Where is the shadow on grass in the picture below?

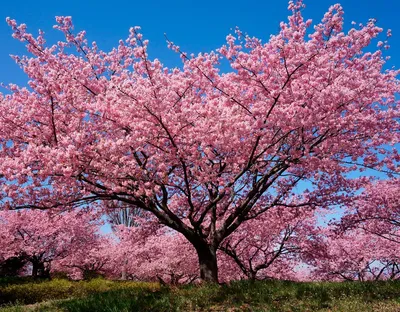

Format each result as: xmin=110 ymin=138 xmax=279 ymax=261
xmin=58 ymin=288 xmax=172 ymax=312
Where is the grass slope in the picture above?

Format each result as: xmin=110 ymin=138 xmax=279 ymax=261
xmin=0 ymin=278 xmax=399 ymax=311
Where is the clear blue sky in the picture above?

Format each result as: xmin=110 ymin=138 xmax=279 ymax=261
xmin=0 ymin=0 xmax=400 ymax=86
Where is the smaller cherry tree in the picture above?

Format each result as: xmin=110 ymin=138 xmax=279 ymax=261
xmin=104 ymin=201 xmax=146 ymax=280
xmin=219 ymin=205 xmax=316 ymax=280
xmin=340 ymin=178 xmax=400 ymax=244
xmin=114 ymin=223 xmax=199 ymax=284
xmin=52 ymin=234 xmax=114 ymax=280
xmin=309 ymin=228 xmax=400 ymax=281
xmin=0 ymin=209 xmax=101 ymax=278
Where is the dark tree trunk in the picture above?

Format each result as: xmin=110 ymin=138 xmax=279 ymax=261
xmin=32 ymin=261 xmax=39 ymax=278
xmin=249 ymin=271 xmax=257 ymax=281
xmin=195 ymin=244 xmax=218 ymax=283
xmin=31 ymin=260 xmax=49 ymax=279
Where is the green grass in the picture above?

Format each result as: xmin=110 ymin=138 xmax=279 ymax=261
xmin=1 ymin=278 xmax=399 ymax=311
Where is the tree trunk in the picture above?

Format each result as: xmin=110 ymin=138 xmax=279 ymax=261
xmin=195 ymin=244 xmax=218 ymax=283
xmin=249 ymin=271 xmax=257 ymax=281
xmin=32 ymin=261 xmax=39 ymax=278
xmin=31 ymin=260 xmax=49 ymax=278
xmin=121 ymin=258 xmax=128 ymax=280
xmin=121 ymin=268 xmax=127 ymax=281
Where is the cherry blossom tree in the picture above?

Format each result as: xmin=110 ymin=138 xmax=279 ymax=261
xmin=53 ymin=235 xmax=115 ymax=280
xmin=219 ymin=205 xmax=316 ymax=280
xmin=0 ymin=209 xmax=101 ymax=278
xmin=309 ymin=229 xmax=400 ymax=281
xmin=0 ymin=1 xmax=399 ymax=282
xmin=340 ymin=178 xmax=400 ymax=244
xmin=104 ymin=201 xmax=144 ymax=280
xmin=114 ymin=225 xmax=199 ymax=284
xmin=311 ymin=179 xmax=400 ymax=281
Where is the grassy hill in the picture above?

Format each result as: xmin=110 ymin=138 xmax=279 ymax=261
xmin=0 ymin=277 xmax=399 ymax=311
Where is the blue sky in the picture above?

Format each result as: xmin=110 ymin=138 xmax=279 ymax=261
xmin=1 ymin=0 xmax=400 ymax=85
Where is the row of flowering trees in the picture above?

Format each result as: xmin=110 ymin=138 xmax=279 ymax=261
xmin=0 ymin=0 xmax=399 ymax=283
xmin=1 ymin=178 xmax=399 ymax=282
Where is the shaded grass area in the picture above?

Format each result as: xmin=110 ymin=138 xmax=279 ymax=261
xmin=1 ymin=278 xmax=400 ymax=311
xmin=0 ymin=278 xmax=159 ymax=308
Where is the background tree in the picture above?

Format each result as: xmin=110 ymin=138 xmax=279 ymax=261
xmin=0 ymin=209 xmax=101 ymax=278
xmin=114 ymin=224 xmax=199 ymax=284
xmin=105 ymin=201 xmax=144 ymax=280
xmin=340 ymin=178 xmax=400 ymax=244
xmin=53 ymin=235 xmax=114 ymax=280
xmin=309 ymin=229 xmax=400 ymax=281
xmin=106 ymin=201 xmax=143 ymax=229
xmin=219 ymin=204 xmax=316 ymax=280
